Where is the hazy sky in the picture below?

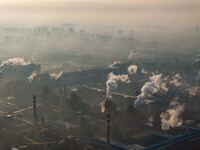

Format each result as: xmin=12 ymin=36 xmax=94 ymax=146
xmin=0 ymin=0 xmax=199 ymax=28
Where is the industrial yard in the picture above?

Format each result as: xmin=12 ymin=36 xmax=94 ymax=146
xmin=0 ymin=1 xmax=200 ymax=148
xmin=0 ymin=50 xmax=199 ymax=149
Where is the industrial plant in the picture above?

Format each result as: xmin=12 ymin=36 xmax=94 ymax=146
xmin=0 ymin=0 xmax=200 ymax=149
xmin=0 ymin=41 xmax=200 ymax=149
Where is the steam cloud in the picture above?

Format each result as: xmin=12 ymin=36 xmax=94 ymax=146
xmin=146 ymin=116 xmax=154 ymax=127
xmin=0 ymin=57 xmax=29 ymax=72
xmin=101 ymin=61 xmax=131 ymax=112
xmin=108 ymin=61 xmax=122 ymax=69
xmin=160 ymin=99 xmax=185 ymax=130
xmin=188 ymin=86 xmax=199 ymax=96
xmin=141 ymin=68 xmax=148 ymax=74
xmin=134 ymin=74 xmax=168 ymax=107
xmin=49 ymin=71 xmax=63 ymax=80
xmin=106 ymin=72 xmax=130 ymax=98
xmin=128 ymin=50 xmax=136 ymax=60
xmin=127 ymin=65 xmax=138 ymax=75
xmin=170 ymin=74 xmax=182 ymax=87
xmin=100 ymin=101 xmax=106 ymax=113
xmin=28 ymin=71 xmax=37 ymax=83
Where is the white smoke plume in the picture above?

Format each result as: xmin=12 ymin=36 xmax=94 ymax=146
xmin=28 ymin=71 xmax=37 ymax=83
xmin=127 ymin=65 xmax=138 ymax=75
xmin=106 ymin=79 xmax=118 ymax=99
xmin=106 ymin=72 xmax=130 ymax=98
xmin=0 ymin=57 xmax=29 ymax=72
xmin=128 ymin=50 xmax=136 ymax=60
xmin=100 ymin=101 xmax=106 ymax=113
xmin=170 ymin=74 xmax=182 ymax=87
xmin=146 ymin=116 xmax=154 ymax=127
xmin=108 ymin=61 xmax=122 ymax=69
xmin=49 ymin=71 xmax=63 ymax=80
xmin=188 ymin=86 xmax=199 ymax=96
xmin=160 ymin=99 xmax=185 ymax=130
xmin=108 ymin=72 xmax=131 ymax=83
xmin=134 ymin=74 xmax=168 ymax=107
xmin=141 ymin=68 xmax=148 ymax=74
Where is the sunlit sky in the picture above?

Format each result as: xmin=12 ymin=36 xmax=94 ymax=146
xmin=0 ymin=0 xmax=199 ymax=27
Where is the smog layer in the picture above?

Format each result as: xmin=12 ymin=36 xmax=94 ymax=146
xmin=0 ymin=0 xmax=200 ymax=150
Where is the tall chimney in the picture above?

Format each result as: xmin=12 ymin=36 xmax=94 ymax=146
xmin=105 ymin=98 xmax=112 ymax=150
xmin=33 ymin=95 xmax=37 ymax=125
xmin=33 ymin=94 xmax=38 ymax=139
xmin=106 ymin=113 xmax=110 ymax=150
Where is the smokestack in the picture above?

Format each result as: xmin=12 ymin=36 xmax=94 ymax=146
xmin=33 ymin=95 xmax=36 ymax=125
xmin=106 ymin=113 xmax=110 ymax=150
xmin=105 ymin=98 xmax=112 ymax=150
xmin=33 ymin=94 xmax=37 ymax=139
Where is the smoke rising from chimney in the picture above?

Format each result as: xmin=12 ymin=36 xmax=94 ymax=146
xmin=127 ymin=65 xmax=138 ymax=75
xmin=0 ymin=57 xmax=30 ymax=73
xmin=188 ymin=86 xmax=199 ymax=96
xmin=100 ymin=101 xmax=106 ymax=113
xmin=169 ymin=73 xmax=182 ymax=87
xmin=160 ymin=99 xmax=185 ymax=130
xmin=108 ymin=61 xmax=122 ymax=69
xmin=146 ymin=116 xmax=154 ymax=127
xmin=28 ymin=71 xmax=37 ymax=83
xmin=128 ymin=50 xmax=136 ymax=60
xmin=134 ymin=74 xmax=168 ymax=107
xmin=106 ymin=72 xmax=130 ymax=98
xmin=49 ymin=71 xmax=63 ymax=80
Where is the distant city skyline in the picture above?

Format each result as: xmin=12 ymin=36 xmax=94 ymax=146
xmin=0 ymin=0 xmax=199 ymax=28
